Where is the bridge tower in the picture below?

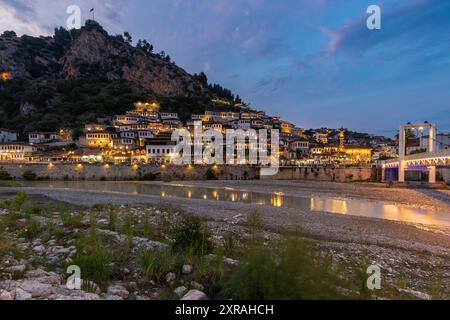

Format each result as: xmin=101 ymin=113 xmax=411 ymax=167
xmin=398 ymin=122 xmax=437 ymax=183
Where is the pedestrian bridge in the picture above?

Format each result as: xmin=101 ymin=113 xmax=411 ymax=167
xmin=383 ymin=150 xmax=450 ymax=168
xmin=382 ymin=149 xmax=450 ymax=183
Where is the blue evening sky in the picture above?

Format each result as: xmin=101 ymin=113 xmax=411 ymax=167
xmin=1 ymin=0 xmax=449 ymax=135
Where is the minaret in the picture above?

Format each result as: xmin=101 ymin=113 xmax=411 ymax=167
xmin=339 ymin=127 xmax=345 ymax=151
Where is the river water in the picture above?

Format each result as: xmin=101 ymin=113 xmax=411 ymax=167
xmin=21 ymin=181 xmax=450 ymax=227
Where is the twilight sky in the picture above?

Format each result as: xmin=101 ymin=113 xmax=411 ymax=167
xmin=1 ymin=0 xmax=449 ymax=135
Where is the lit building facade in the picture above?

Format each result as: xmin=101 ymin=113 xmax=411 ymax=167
xmin=0 ymin=143 xmax=37 ymax=162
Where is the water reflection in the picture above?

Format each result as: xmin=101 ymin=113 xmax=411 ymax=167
xmin=21 ymin=181 xmax=450 ymax=227
xmin=270 ymin=193 xmax=284 ymax=207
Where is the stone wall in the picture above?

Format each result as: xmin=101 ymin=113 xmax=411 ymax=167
xmin=260 ymin=166 xmax=375 ymax=182
xmin=0 ymin=164 xmax=259 ymax=181
xmin=0 ymin=163 xmax=377 ymax=182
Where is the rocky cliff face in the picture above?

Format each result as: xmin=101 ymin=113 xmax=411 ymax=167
xmin=0 ymin=21 xmax=204 ymax=98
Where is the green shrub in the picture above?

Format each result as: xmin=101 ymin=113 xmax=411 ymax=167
xmin=138 ymin=216 xmax=155 ymax=239
xmin=18 ymin=220 xmax=41 ymax=240
xmin=120 ymin=212 xmax=134 ymax=237
xmin=223 ymin=232 xmax=235 ymax=258
xmin=222 ymin=237 xmax=343 ymax=300
xmin=60 ymin=210 xmax=84 ymax=228
xmin=138 ymin=248 xmax=175 ymax=282
xmin=0 ymin=170 xmax=12 ymax=180
xmin=205 ymin=166 xmax=218 ymax=180
xmin=71 ymin=247 xmax=112 ymax=291
xmin=22 ymin=170 xmax=37 ymax=181
xmin=41 ymin=218 xmax=64 ymax=242
xmin=107 ymin=205 xmax=118 ymax=231
xmin=72 ymin=232 xmax=112 ymax=290
xmin=171 ymin=216 xmax=213 ymax=256
xmin=247 ymin=209 xmax=263 ymax=232
xmin=141 ymin=172 xmax=158 ymax=181
xmin=11 ymin=192 xmax=28 ymax=211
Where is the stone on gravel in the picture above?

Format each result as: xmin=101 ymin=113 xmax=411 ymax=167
xmin=174 ymin=286 xmax=188 ymax=298
xmin=223 ymin=258 xmax=239 ymax=266
xmin=190 ymin=281 xmax=205 ymax=291
xmin=5 ymin=264 xmax=26 ymax=273
xmin=19 ymin=280 xmax=53 ymax=298
xmin=107 ymin=283 xmax=129 ymax=300
xmin=182 ymin=265 xmax=193 ymax=275
xmin=14 ymin=288 xmax=32 ymax=300
xmin=0 ymin=290 xmax=13 ymax=301
xmin=181 ymin=290 xmax=208 ymax=301
xmin=32 ymin=245 xmax=45 ymax=254
xmin=165 ymin=272 xmax=176 ymax=283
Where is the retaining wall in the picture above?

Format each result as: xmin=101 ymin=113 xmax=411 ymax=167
xmin=0 ymin=163 xmax=259 ymax=181
xmin=260 ymin=166 xmax=375 ymax=182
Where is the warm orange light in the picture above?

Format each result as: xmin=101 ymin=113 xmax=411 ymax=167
xmin=0 ymin=71 xmax=10 ymax=81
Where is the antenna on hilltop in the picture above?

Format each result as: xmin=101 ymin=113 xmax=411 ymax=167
xmin=90 ymin=8 xmax=95 ymax=21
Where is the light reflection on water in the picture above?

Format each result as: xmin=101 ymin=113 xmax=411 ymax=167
xmin=21 ymin=181 xmax=450 ymax=227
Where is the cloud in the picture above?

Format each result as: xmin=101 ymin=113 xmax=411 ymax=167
xmin=323 ymin=0 xmax=450 ymax=58
xmin=0 ymin=0 xmax=49 ymax=35
xmin=0 ymin=0 xmax=125 ymax=36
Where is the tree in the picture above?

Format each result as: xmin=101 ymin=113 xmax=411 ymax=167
xmin=142 ymin=40 xmax=153 ymax=53
xmin=72 ymin=127 xmax=84 ymax=141
xmin=123 ymin=31 xmax=132 ymax=44
xmin=195 ymin=72 xmax=208 ymax=87
xmin=1 ymin=31 xmax=17 ymax=38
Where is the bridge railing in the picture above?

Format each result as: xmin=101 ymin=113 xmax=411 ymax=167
xmin=383 ymin=149 xmax=450 ymax=168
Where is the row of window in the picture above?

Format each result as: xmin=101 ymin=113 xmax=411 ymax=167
xmin=87 ymin=134 xmax=110 ymax=139
xmin=0 ymin=145 xmax=27 ymax=151
xmin=148 ymin=148 xmax=173 ymax=155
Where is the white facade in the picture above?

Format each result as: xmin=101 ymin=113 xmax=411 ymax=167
xmin=146 ymin=143 xmax=176 ymax=163
xmin=0 ymin=129 xmax=17 ymax=142
xmin=114 ymin=115 xmax=139 ymax=125
xmin=0 ymin=143 xmax=37 ymax=161
xmin=160 ymin=113 xmax=179 ymax=120
xmin=290 ymin=141 xmax=310 ymax=156
xmin=29 ymin=132 xmax=63 ymax=144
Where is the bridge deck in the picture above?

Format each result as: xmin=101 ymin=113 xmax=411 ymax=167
xmin=383 ymin=150 xmax=450 ymax=168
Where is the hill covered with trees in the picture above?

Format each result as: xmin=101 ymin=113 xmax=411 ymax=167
xmin=0 ymin=20 xmax=242 ymax=133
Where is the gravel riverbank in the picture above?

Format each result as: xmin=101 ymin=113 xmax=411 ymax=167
xmin=0 ymin=181 xmax=449 ymax=299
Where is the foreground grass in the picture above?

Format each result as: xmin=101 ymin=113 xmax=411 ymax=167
xmin=221 ymin=238 xmax=344 ymax=300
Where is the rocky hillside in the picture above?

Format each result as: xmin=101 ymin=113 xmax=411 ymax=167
xmin=0 ymin=21 xmax=240 ymax=133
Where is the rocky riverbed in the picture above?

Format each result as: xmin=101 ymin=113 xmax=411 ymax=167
xmin=0 ymin=181 xmax=449 ymax=300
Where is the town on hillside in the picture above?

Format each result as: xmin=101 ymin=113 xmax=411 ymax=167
xmin=0 ymin=101 xmax=448 ymax=169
